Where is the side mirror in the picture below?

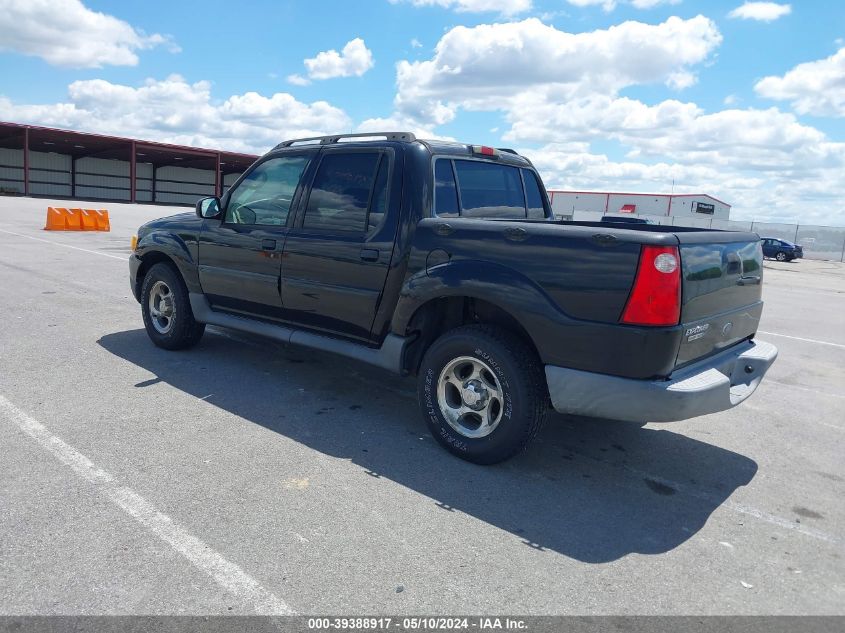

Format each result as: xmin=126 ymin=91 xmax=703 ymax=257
xmin=196 ymin=196 xmax=222 ymax=219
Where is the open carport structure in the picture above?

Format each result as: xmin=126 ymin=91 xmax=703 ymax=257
xmin=0 ymin=121 xmax=258 ymax=206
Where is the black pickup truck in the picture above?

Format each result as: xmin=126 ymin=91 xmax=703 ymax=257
xmin=130 ymin=132 xmax=777 ymax=464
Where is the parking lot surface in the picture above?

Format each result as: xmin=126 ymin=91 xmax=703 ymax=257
xmin=0 ymin=197 xmax=843 ymax=615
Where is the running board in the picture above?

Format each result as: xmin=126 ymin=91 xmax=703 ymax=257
xmin=189 ymin=293 xmax=409 ymax=374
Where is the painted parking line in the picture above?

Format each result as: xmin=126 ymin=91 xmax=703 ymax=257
xmin=0 ymin=394 xmax=294 ymax=615
xmin=758 ymin=330 xmax=845 ymax=350
xmin=0 ymin=227 xmax=128 ymax=261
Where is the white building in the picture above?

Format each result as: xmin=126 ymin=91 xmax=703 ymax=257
xmin=547 ymin=190 xmax=731 ymax=221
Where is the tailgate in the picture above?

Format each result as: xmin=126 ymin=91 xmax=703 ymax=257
xmin=676 ymin=233 xmax=763 ymax=368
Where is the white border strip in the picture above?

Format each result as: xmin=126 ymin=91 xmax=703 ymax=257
xmin=758 ymin=330 xmax=845 ymax=350
xmin=0 ymin=228 xmax=128 ymax=261
xmin=0 ymin=394 xmax=294 ymax=615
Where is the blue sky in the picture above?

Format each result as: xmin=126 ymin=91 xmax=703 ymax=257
xmin=1 ymin=0 xmax=844 ymax=224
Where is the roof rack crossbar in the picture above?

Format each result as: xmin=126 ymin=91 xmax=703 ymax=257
xmin=276 ymin=132 xmax=416 ymax=149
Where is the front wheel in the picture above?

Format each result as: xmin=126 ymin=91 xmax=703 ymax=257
xmin=417 ymin=325 xmax=546 ymax=464
xmin=140 ymin=262 xmax=205 ymax=350
xmin=775 ymin=251 xmax=788 ymax=261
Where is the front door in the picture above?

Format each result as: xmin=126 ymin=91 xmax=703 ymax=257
xmin=281 ymin=148 xmax=397 ymax=342
xmin=198 ymin=151 xmax=315 ymax=318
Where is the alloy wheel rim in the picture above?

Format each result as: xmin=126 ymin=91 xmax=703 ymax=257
xmin=436 ymin=355 xmax=504 ymax=439
xmin=148 ymin=280 xmax=175 ymax=334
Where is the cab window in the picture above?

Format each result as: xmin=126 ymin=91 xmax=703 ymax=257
xmin=433 ymin=158 xmax=547 ymax=219
xmin=455 ymin=160 xmax=525 ymax=219
xmin=303 ymin=152 xmax=382 ymax=233
xmin=226 ymin=155 xmax=311 ymax=225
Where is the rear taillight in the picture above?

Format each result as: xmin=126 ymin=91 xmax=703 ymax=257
xmin=620 ymin=245 xmax=681 ymax=327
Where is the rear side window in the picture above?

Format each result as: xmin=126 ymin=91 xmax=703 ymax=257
xmin=522 ymin=169 xmax=547 ymax=219
xmin=433 ymin=159 xmax=548 ymax=219
xmin=304 ymin=152 xmax=381 ymax=233
xmin=454 ymin=160 xmax=525 ymax=219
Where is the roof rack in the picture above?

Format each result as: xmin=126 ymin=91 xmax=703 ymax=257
xmin=275 ymin=132 xmax=416 ymax=149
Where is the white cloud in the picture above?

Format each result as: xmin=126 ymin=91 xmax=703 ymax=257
xmin=375 ymin=14 xmax=845 ymax=224
xmin=286 ymin=74 xmax=311 ymax=86
xmin=301 ymin=38 xmax=374 ymax=80
xmin=390 ymin=0 xmax=532 ymax=15
xmin=566 ymin=0 xmax=618 ymax=10
xmin=527 ymin=140 xmax=845 ymax=225
xmin=630 ymin=0 xmax=681 ymax=7
xmin=393 ymin=16 xmax=721 ymax=125
xmin=755 ymin=47 xmax=845 ymax=117
xmin=356 ymin=115 xmax=455 ymax=141
xmin=411 ymin=38 xmax=423 ymax=48
xmin=503 ymin=92 xmax=841 ymax=174
xmin=728 ymin=2 xmax=791 ymax=22
xmin=565 ymin=0 xmax=681 ymax=11
xmin=0 ymin=0 xmax=176 ymax=68
xmin=666 ymin=71 xmax=697 ymax=90
xmin=0 ymin=75 xmax=351 ymax=154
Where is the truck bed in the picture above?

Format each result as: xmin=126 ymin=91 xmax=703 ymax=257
xmin=411 ymin=217 xmax=763 ymax=379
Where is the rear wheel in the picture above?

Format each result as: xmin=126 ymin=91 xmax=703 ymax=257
xmin=418 ymin=325 xmax=546 ymax=464
xmin=141 ymin=263 xmax=205 ymax=350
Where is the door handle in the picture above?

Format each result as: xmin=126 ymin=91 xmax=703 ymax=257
xmin=434 ymin=223 xmax=453 ymax=236
xmin=360 ymin=248 xmax=380 ymax=262
xmin=260 ymin=238 xmax=276 ymax=251
xmin=504 ymin=227 xmax=528 ymax=242
xmin=591 ymin=233 xmax=618 ymax=246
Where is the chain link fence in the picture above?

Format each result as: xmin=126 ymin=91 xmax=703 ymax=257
xmin=637 ymin=215 xmax=845 ymax=262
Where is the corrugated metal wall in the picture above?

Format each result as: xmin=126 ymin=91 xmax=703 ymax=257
xmin=222 ymin=172 xmax=240 ymax=195
xmin=155 ymin=165 xmax=216 ymax=205
xmin=30 ymin=151 xmax=72 ymax=197
xmin=75 ymin=156 xmax=131 ymax=201
xmin=0 ymin=143 xmax=246 ymax=204
xmin=0 ymin=147 xmax=24 ymax=193
xmin=136 ymin=163 xmax=154 ymax=202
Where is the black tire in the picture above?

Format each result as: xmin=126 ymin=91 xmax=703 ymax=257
xmin=775 ymin=251 xmax=788 ymax=261
xmin=140 ymin=262 xmax=205 ymax=350
xmin=417 ymin=325 xmax=546 ymax=465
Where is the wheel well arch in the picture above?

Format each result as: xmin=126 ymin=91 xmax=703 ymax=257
xmin=135 ymin=251 xmax=181 ymax=298
xmin=401 ymin=296 xmax=541 ymax=376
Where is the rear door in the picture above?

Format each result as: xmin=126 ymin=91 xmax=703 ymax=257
xmin=761 ymin=238 xmax=772 ymax=257
xmin=280 ymin=147 xmax=399 ymax=342
xmin=198 ymin=151 xmax=315 ymax=318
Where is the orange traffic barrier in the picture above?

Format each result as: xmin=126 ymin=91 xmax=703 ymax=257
xmin=94 ymin=210 xmax=110 ymax=231
xmin=44 ymin=207 xmax=64 ymax=230
xmin=44 ymin=207 xmax=110 ymax=231
xmin=79 ymin=209 xmax=97 ymax=230
xmin=67 ymin=208 xmax=84 ymax=230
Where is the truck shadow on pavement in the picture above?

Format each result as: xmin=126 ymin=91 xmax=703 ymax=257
xmin=98 ymin=327 xmax=758 ymax=564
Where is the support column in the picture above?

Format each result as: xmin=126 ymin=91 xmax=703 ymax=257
xmin=215 ymin=152 xmax=222 ymax=198
xmin=23 ymin=128 xmax=30 ymax=196
xmin=71 ymin=157 xmax=76 ymax=198
xmin=130 ymin=141 xmax=136 ymax=203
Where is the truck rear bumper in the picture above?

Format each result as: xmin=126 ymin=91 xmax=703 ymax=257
xmin=545 ymin=339 xmax=778 ymax=423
